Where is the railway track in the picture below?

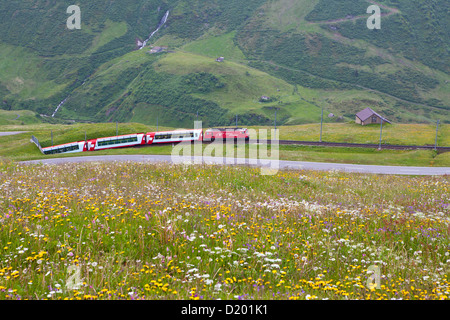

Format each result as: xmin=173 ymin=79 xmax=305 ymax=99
xmin=133 ymin=139 xmax=449 ymax=152
xmin=271 ymin=140 xmax=450 ymax=152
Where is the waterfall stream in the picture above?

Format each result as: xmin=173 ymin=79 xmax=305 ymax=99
xmin=139 ymin=10 xmax=169 ymax=50
xmin=51 ymin=10 xmax=169 ymax=118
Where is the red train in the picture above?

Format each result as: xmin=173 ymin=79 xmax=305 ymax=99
xmin=38 ymin=128 xmax=249 ymax=155
xmin=204 ymin=128 xmax=249 ymax=142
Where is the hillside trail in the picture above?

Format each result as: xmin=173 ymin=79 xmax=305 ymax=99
xmin=307 ymin=0 xmax=399 ymax=25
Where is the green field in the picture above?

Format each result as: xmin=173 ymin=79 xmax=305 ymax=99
xmin=250 ymin=123 xmax=450 ymax=147
xmin=182 ymin=31 xmax=247 ymax=63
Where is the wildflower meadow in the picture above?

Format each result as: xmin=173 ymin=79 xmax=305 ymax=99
xmin=0 ymin=161 xmax=449 ymax=300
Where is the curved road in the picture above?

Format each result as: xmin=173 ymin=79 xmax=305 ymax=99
xmin=0 ymin=131 xmax=28 ymax=136
xmin=19 ymin=155 xmax=450 ymax=176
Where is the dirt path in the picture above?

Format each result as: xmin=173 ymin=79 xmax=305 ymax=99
xmin=308 ymin=1 xmax=399 ymax=25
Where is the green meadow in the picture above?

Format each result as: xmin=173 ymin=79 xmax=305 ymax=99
xmin=0 ymin=161 xmax=449 ymax=300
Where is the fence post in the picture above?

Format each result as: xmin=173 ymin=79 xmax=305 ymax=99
xmin=379 ymin=119 xmax=383 ymax=150
xmin=320 ymin=108 xmax=323 ymax=142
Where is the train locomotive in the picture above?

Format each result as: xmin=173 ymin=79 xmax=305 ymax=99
xmin=38 ymin=128 xmax=249 ymax=155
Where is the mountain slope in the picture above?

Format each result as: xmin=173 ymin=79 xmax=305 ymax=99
xmin=0 ymin=0 xmax=448 ymax=126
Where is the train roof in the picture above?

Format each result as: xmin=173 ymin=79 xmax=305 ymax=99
xmin=153 ymin=129 xmax=203 ymax=134
xmin=206 ymin=127 xmax=247 ymax=131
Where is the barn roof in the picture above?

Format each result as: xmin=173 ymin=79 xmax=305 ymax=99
xmin=356 ymin=107 xmax=391 ymax=123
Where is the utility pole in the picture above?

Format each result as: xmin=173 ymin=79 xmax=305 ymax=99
xmin=197 ymin=110 xmax=199 ymax=121
xmin=116 ymin=122 xmax=118 ymax=136
xmin=379 ymin=118 xmax=383 ymax=150
xmin=236 ymin=114 xmax=238 ymax=128
xmin=157 ymin=115 xmax=159 ymax=132
xmin=435 ymin=119 xmax=440 ymax=151
xmin=320 ymin=108 xmax=323 ymax=142
xmin=51 ymin=130 xmax=53 ymax=146
xmin=274 ymin=109 xmax=277 ymax=131
xmin=85 ymin=131 xmax=87 ymax=143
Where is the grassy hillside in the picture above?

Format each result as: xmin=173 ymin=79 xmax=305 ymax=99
xmin=0 ymin=0 xmax=448 ymax=126
xmin=0 ymin=110 xmax=41 ymax=126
